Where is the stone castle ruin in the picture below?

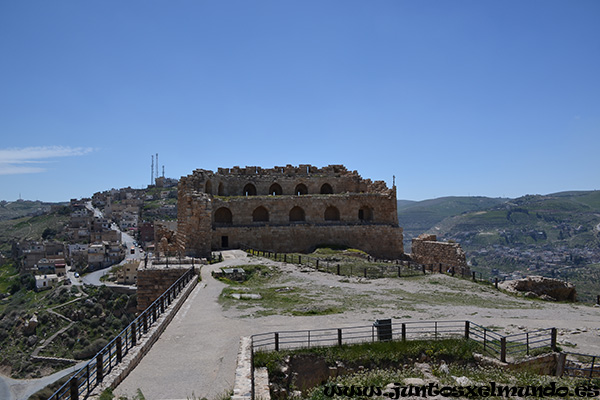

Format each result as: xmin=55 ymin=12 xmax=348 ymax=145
xmin=175 ymin=164 xmax=405 ymax=259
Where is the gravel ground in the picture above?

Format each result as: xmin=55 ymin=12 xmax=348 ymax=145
xmin=113 ymin=250 xmax=600 ymax=400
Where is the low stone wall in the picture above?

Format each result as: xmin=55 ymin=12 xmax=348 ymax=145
xmin=411 ymin=234 xmax=469 ymax=275
xmin=232 ymin=336 xmax=253 ymax=400
xmin=137 ymin=266 xmax=192 ymax=312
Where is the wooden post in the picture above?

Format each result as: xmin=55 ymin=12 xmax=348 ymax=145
xmin=316 ymin=260 xmax=319 ymax=269
xmin=439 ymin=263 xmax=443 ymax=273
xmin=495 ymin=278 xmax=499 ymax=289
xmin=338 ymin=329 xmax=342 ymax=347
xmin=116 ymin=336 xmax=123 ymax=363
xmin=500 ymin=337 xmax=507 ymax=363
xmin=464 ymin=321 xmax=470 ymax=340
xmin=364 ymin=268 xmax=367 ymax=278
xmin=422 ymin=265 xmax=426 ymax=275
xmin=401 ymin=323 xmax=406 ymax=341
xmin=298 ymin=255 xmax=301 ymax=264
xmin=274 ymin=333 xmax=279 ymax=352
xmin=70 ymin=376 xmax=79 ymax=400
xmin=472 ymin=271 xmax=476 ymax=281
xmin=397 ymin=266 xmax=401 ymax=277
xmin=284 ymin=254 xmax=287 ymax=263
xmin=337 ymin=265 xmax=340 ymax=275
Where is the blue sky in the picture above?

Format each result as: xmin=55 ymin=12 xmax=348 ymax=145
xmin=1 ymin=1 xmax=598 ymax=202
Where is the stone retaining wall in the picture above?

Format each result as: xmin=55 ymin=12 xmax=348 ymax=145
xmin=136 ymin=266 xmax=192 ymax=312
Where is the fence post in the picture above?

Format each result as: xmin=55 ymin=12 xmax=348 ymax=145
xmin=364 ymin=268 xmax=367 ymax=278
xmin=116 ymin=336 xmax=123 ymax=363
xmin=500 ymin=337 xmax=507 ymax=363
xmin=338 ymin=329 xmax=342 ymax=347
xmin=551 ymin=328 xmax=557 ymax=352
xmin=70 ymin=376 xmax=78 ymax=400
xmin=526 ymin=332 xmax=530 ymax=355
xmin=495 ymin=278 xmax=499 ymax=289
xmin=397 ymin=266 xmax=401 ymax=277
xmin=97 ymin=353 xmax=104 ymax=383
xmin=590 ymin=356 xmax=596 ymax=379
xmin=299 ymin=255 xmax=301 ymax=264
xmin=143 ymin=313 xmax=148 ymax=333
xmin=86 ymin=364 xmax=90 ymax=395
xmin=160 ymin=297 xmax=164 ymax=313
xmin=465 ymin=321 xmax=470 ymax=340
xmin=152 ymin=303 xmax=157 ymax=323
xmin=472 ymin=271 xmax=476 ymax=281
xmin=131 ymin=322 xmax=137 ymax=346
xmin=275 ymin=333 xmax=279 ymax=352
xmin=422 ymin=265 xmax=426 ymax=275
xmin=337 ymin=265 xmax=340 ymax=275
xmin=439 ymin=263 xmax=443 ymax=273
xmin=597 ymin=295 xmax=600 ymax=305
xmin=284 ymin=254 xmax=287 ymax=263
xmin=401 ymin=323 xmax=406 ymax=341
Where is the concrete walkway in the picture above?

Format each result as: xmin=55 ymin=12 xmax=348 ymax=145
xmin=113 ymin=251 xmax=252 ymax=400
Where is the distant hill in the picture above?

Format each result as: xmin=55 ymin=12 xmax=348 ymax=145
xmin=401 ymin=191 xmax=600 ymax=302
xmin=0 ymin=200 xmax=63 ymax=222
xmin=397 ymin=196 xmax=509 ymax=243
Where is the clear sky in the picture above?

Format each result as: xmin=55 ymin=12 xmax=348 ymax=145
xmin=1 ymin=1 xmax=598 ymax=202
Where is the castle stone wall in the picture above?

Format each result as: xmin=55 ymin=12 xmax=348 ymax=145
xmin=212 ymin=224 xmax=404 ymax=260
xmin=411 ymin=234 xmax=469 ymax=274
xmin=176 ymin=165 xmax=404 ymax=259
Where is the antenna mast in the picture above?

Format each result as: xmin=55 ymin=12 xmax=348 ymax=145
xmin=151 ymin=155 xmax=154 ymax=184
xmin=155 ymin=153 xmax=159 ymax=180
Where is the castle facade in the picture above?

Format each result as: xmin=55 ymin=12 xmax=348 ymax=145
xmin=176 ymin=165 xmax=404 ymax=259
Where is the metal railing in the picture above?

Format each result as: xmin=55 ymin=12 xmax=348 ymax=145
xmin=250 ymin=320 xmax=563 ymax=399
xmin=251 ymin=319 xmax=558 ymax=365
xmin=48 ymin=267 xmax=196 ymax=400
xmin=563 ymin=352 xmax=600 ymax=379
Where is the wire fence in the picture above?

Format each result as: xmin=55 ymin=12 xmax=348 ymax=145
xmin=48 ymin=267 xmax=196 ymax=400
xmin=242 ymin=247 xmax=484 ymax=281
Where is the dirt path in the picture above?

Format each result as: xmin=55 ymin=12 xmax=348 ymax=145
xmin=114 ymin=250 xmax=600 ymax=400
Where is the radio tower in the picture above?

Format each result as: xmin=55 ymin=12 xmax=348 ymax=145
xmin=162 ymin=165 xmax=165 ymax=178
xmin=155 ymin=153 xmax=159 ymax=181
xmin=151 ymin=155 xmax=154 ymax=185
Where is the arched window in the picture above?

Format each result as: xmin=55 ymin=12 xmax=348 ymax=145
xmin=243 ymin=183 xmax=257 ymax=196
xmin=295 ymin=183 xmax=308 ymax=195
xmin=214 ymin=207 xmax=233 ymax=224
xmin=205 ymin=180 xmax=212 ymax=194
xmin=289 ymin=206 xmax=305 ymax=222
xmin=320 ymin=183 xmax=333 ymax=194
xmin=269 ymin=183 xmax=283 ymax=196
xmin=358 ymin=206 xmax=373 ymax=222
xmin=324 ymin=206 xmax=340 ymax=221
xmin=218 ymin=182 xmax=225 ymax=196
xmin=252 ymin=206 xmax=269 ymax=222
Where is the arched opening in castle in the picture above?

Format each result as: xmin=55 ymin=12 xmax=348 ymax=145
xmin=176 ymin=164 xmax=404 ymax=259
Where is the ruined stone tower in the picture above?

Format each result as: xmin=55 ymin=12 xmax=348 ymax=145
xmin=176 ymin=164 xmax=404 ymax=259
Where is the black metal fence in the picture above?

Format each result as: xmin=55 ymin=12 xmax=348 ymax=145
xmin=251 ymin=320 xmax=557 ymax=363
xmin=48 ymin=267 xmax=196 ymax=400
xmin=563 ymin=352 xmax=600 ymax=379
